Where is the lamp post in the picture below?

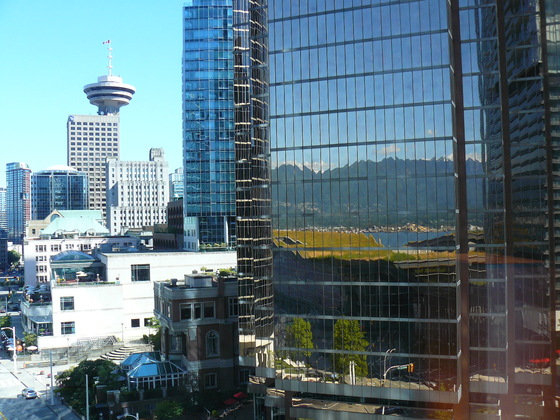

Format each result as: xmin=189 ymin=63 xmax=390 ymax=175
xmin=382 ymin=348 xmax=396 ymax=387
xmin=1 ymin=326 xmax=17 ymax=376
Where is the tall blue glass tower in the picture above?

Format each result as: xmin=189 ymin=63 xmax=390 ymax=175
xmin=182 ymin=0 xmax=235 ymax=251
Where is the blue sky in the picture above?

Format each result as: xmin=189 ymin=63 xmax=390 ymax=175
xmin=0 ymin=0 xmax=185 ymax=186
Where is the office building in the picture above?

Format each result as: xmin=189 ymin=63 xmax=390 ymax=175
xmin=6 ymin=162 xmax=31 ymax=243
xmin=169 ymin=167 xmax=184 ymax=201
xmin=68 ymin=68 xmax=135 ymax=214
xmin=106 ymin=148 xmax=169 ymax=235
xmin=182 ymin=0 xmax=236 ymax=251
xmin=232 ymin=0 xmax=274 ymax=409
xmin=31 ymin=165 xmax=88 ymax=220
xmin=0 ymin=187 xmax=7 ymax=232
xmin=239 ymin=1 xmax=560 ymax=419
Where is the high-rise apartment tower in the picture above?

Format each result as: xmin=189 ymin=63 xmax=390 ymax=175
xmin=5 ymin=162 xmax=31 ymax=243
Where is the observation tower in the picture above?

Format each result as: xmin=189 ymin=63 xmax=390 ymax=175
xmin=83 ymin=41 xmax=135 ymax=115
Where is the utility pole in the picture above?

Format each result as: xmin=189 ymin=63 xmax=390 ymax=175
xmin=85 ymin=373 xmax=90 ymax=420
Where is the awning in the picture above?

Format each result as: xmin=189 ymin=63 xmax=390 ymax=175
xmin=27 ymin=315 xmax=52 ymax=324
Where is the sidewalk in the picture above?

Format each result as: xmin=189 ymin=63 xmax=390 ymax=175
xmin=0 ymin=355 xmax=82 ymax=420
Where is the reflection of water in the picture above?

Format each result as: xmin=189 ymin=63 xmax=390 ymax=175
xmin=367 ymin=231 xmax=452 ymax=249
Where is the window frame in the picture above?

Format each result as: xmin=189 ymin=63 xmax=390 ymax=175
xmin=60 ymin=296 xmax=75 ymax=311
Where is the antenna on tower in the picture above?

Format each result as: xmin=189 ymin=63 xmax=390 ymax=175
xmin=102 ymin=40 xmax=112 ymax=76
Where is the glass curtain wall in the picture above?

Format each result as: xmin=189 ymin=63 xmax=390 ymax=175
xmin=268 ymin=0 xmax=558 ymax=418
xmin=233 ymin=0 xmax=274 ymax=392
xmin=183 ymin=0 xmax=236 ymax=251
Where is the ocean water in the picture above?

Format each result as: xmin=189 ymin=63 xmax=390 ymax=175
xmin=366 ymin=231 xmax=452 ymax=249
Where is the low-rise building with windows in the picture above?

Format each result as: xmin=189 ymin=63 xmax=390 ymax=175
xmin=153 ymin=273 xmax=244 ymax=397
xmin=20 ymin=250 xmax=237 ymax=352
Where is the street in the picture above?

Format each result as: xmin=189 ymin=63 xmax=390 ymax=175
xmin=0 ymin=311 xmax=80 ymax=420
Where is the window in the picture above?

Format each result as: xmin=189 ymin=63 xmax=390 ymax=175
xmin=194 ymin=303 xmax=202 ymax=319
xmin=131 ymin=264 xmax=150 ymax=282
xmin=131 ymin=319 xmax=140 ymax=328
xmin=60 ymin=297 xmax=74 ymax=311
xmin=204 ymin=302 xmax=215 ymax=319
xmin=204 ymin=373 xmax=217 ymax=389
xmin=180 ymin=303 xmax=192 ymax=320
xmin=206 ymin=330 xmax=219 ymax=357
xmin=61 ymin=322 xmax=75 ymax=335
xmin=239 ymin=369 xmax=250 ymax=384
xmin=144 ymin=318 xmax=153 ymax=327
xmin=228 ymin=297 xmax=239 ymax=317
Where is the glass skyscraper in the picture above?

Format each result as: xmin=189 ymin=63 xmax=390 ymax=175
xmin=31 ymin=165 xmax=88 ymax=220
xmin=252 ymin=1 xmax=560 ymax=419
xmin=182 ymin=0 xmax=236 ymax=251
xmin=6 ymin=162 xmax=31 ymax=243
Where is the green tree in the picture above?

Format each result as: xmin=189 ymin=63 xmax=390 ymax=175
xmin=286 ymin=317 xmax=314 ymax=362
xmin=332 ymin=319 xmax=369 ymax=376
xmin=0 ymin=315 xmax=11 ymax=328
xmin=7 ymin=250 xmax=21 ymax=268
xmin=142 ymin=317 xmax=161 ymax=351
xmin=23 ymin=332 xmax=37 ymax=347
xmin=154 ymin=400 xmax=184 ymax=419
xmin=56 ymin=359 xmax=119 ymax=416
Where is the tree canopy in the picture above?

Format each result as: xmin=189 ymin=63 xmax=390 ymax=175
xmin=286 ymin=317 xmax=314 ymax=361
xmin=56 ymin=359 xmax=120 ymax=416
xmin=332 ymin=319 xmax=369 ymax=376
xmin=154 ymin=400 xmax=184 ymax=419
xmin=7 ymin=250 xmax=21 ymax=267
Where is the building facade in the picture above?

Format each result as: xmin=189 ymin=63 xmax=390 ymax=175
xmin=183 ymin=0 xmax=236 ymax=251
xmin=31 ymin=165 xmax=88 ymax=220
xmin=6 ymin=162 xmax=31 ymax=243
xmin=169 ymin=167 xmax=184 ymax=201
xmin=0 ymin=187 xmax=7 ymax=232
xmin=232 ymin=0 xmax=274 ymax=410
xmin=154 ymin=274 xmax=243 ymax=397
xmin=259 ymin=1 xmax=560 ymax=419
xmin=106 ymin=148 xmax=169 ymax=235
xmin=68 ymin=73 xmax=135 ymax=214
xmin=22 ymin=249 xmax=237 ymax=350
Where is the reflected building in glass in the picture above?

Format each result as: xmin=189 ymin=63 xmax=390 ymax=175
xmin=182 ymin=0 xmax=236 ymax=251
xmin=260 ymin=1 xmax=559 ymax=419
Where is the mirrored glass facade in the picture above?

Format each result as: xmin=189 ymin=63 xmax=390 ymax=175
xmin=6 ymin=162 xmax=31 ymax=243
xmin=183 ymin=0 xmax=236 ymax=250
xmin=233 ymin=0 xmax=274 ymax=390
xmin=263 ymin=1 xmax=559 ymax=418
xmin=31 ymin=167 xmax=88 ymax=220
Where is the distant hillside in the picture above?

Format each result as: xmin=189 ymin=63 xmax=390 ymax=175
xmin=271 ymin=157 xmax=484 ymax=228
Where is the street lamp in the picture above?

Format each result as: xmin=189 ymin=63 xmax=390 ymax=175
xmin=1 ymin=326 xmax=17 ymax=376
xmin=117 ymin=413 xmax=139 ymax=420
xmin=382 ymin=348 xmax=396 ymax=387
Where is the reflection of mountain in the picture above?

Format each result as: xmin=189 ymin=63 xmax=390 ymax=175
xmin=272 ymin=158 xmax=484 ymax=228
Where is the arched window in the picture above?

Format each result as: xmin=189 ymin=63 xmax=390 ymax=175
xmin=206 ymin=330 xmax=219 ymax=357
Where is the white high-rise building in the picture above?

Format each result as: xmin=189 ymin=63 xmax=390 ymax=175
xmin=106 ymin=148 xmax=169 ymax=235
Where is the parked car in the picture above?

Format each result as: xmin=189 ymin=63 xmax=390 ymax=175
xmin=21 ymin=388 xmax=38 ymax=399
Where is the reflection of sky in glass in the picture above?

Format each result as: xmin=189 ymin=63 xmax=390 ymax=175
xmin=269 ymin=0 xmax=465 ymax=170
